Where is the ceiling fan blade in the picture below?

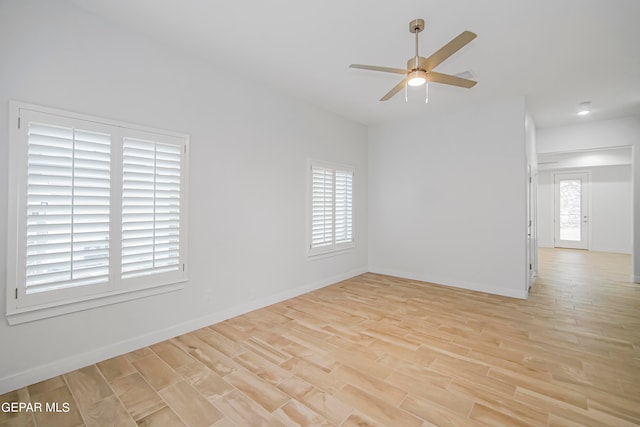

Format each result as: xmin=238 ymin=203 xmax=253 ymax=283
xmin=380 ymin=78 xmax=408 ymax=101
xmin=350 ymin=64 xmax=407 ymax=75
xmin=427 ymin=71 xmax=477 ymax=88
xmin=423 ymin=31 xmax=477 ymax=71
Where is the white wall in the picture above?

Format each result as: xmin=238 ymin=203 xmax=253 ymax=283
xmin=368 ymin=97 xmax=528 ymax=299
xmin=538 ymin=166 xmax=633 ymax=253
xmin=0 ymin=0 xmax=368 ymax=392
xmin=591 ymin=166 xmax=633 ymax=253
xmin=537 ymin=117 xmax=640 ymax=280
xmin=537 ymin=171 xmax=554 ymax=247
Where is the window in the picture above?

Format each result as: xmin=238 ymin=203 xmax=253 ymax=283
xmin=6 ymin=102 xmax=189 ymax=324
xmin=309 ymin=161 xmax=354 ymax=256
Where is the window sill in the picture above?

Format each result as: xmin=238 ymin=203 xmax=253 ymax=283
xmin=6 ymin=282 xmax=185 ymax=325
xmin=307 ymin=244 xmax=355 ymax=260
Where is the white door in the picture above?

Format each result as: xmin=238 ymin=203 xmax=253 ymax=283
xmin=554 ymin=172 xmax=589 ymax=250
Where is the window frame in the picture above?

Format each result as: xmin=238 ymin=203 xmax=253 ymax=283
xmin=6 ymin=101 xmax=189 ymax=324
xmin=308 ymin=159 xmax=355 ymax=258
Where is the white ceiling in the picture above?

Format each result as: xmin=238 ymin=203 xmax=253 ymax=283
xmin=65 ymin=0 xmax=640 ymax=128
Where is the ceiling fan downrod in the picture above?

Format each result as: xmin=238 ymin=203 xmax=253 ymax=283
xmin=410 ymin=19 xmax=424 ymax=59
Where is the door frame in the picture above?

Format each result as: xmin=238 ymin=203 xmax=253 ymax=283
xmin=554 ymin=170 xmax=590 ymax=250
xmin=527 ymin=165 xmax=538 ymax=289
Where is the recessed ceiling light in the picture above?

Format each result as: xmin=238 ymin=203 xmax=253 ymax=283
xmin=577 ymin=101 xmax=591 ymax=116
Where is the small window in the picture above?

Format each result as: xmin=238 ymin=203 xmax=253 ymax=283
xmin=6 ymin=102 xmax=189 ymax=324
xmin=309 ymin=161 xmax=354 ymax=256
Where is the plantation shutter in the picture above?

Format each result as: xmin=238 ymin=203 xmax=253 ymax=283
xmin=335 ymin=169 xmax=353 ymax=243
xmin=122 ymin=138 xmax=182 ymax=278
xmin=9 ymin=102 xmax=189 ymax=321
xmin=311 ymin=166 xmax=334 ymax=248
xmin=25 ymin=123 xmax=111 ymax=293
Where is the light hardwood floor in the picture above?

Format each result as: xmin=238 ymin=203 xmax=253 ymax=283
xmin=1 ymin=248 xmax=638 ymax=426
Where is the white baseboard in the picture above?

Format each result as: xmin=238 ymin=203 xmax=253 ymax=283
xmin=589 ymin=246 xmax=632 ymax=255
xmin=368 ymin=267 xmax=529 ymax=300
xmin=0 ymin=267 xmax=366 ymax=394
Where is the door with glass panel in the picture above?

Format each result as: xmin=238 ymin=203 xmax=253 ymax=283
xmin=554 ymin=172 xmax=589 ymax=249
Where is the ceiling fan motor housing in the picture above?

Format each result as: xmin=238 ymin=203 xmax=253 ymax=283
xmin=407 ymin=56 xmax=429 ymax=72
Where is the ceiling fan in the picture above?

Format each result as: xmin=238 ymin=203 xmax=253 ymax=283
xmin=350 ymin=19 xmax=477 ymax=101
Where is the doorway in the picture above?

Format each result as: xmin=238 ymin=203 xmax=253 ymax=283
xmin=537 ymin=145 xmax=635 ymax=285
xmin=554 ymin=172 xmax=589 ymax=250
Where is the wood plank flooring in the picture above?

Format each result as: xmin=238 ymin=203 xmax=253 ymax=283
xmin=1 ymin=248 xmax=638 ymax=426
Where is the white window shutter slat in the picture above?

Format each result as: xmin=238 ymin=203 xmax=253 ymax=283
xmin=335 ymin=169 xmax=353 ymax=244
xmin=122 ymin=138 xmax=182 ymax=279
xmin=25 ymin=123 xmax=110 ymax=293
xmin=311 ymin=166 xmax=334 ymax=248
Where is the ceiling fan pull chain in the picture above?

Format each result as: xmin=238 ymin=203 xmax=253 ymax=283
xmin=405 ymin=82 xmax=408 ymax=103
xmin=425 ymin=83 xmax=429 ymax=104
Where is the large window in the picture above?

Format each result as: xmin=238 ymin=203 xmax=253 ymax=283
xmin=6 ymin=102 xmax=189 ymax=324
xmin=309 ymin=161 xmax=354 ymax=256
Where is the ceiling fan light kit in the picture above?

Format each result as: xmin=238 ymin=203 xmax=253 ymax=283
xmin=405 ymin=77 xmax=429 ymax=104
xmin=407 ymin=70 xmax=428 ymax=86
xmin=350 ymin=18 xmax=477 ymax=102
